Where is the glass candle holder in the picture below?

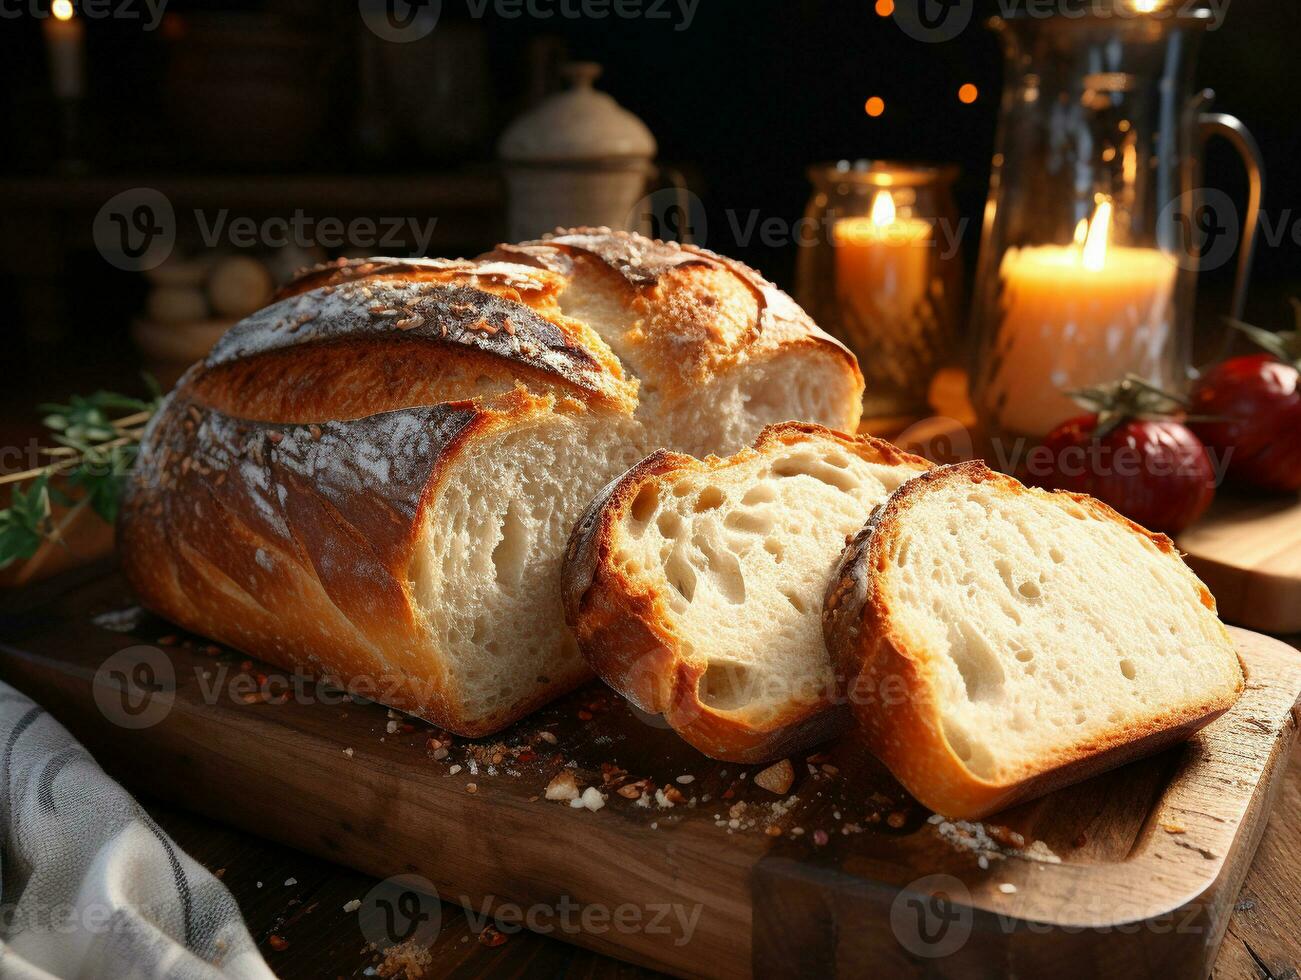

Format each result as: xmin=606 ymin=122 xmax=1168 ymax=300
xmin=969 ymin=5 xmax=1262 ymax=443
xmin=796 ymin=160 xmax=962 ymax=418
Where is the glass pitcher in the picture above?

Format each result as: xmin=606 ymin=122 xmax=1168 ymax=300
xmin=969 ymin=3 xmax=1263 ymax=442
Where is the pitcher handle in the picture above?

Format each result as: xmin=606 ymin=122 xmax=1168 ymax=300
xmin=1198 ymin=110 xmax=1265 ymax=324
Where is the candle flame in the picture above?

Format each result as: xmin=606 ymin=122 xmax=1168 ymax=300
xmin=1082 ymin=200 xmax=1113 ymax=271
xmin=870 ymin=191 xmax=897 ymax=227
xmin=52 ymin=0 xmax=74 ymax=20
xmin=1073 ymin=219 xmax=1089 ymax=247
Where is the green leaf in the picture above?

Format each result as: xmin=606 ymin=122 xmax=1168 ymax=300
xmin=1225 ymin=312 xmax=1301 ymax=367
xmin=1 ymin=386 xmax=158 ymax=569
xmin=0 ymin=475 xmax=53 ymax=570
xmin=0 ymin=523 xmax=44 ymax=570
xmin=83 ymin=474 xmax=124 ymax=524
xmin=90 ymin=391 xmax=154 ymax=413
xmin=1064 ymin=374 xmax=1188 ymax=431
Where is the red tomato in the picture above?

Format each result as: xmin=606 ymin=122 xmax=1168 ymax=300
xmin=1190 ymin=353 xmax=1301 ymax=493
xmin=1033 ymin=415 xmax=1216 ymax=535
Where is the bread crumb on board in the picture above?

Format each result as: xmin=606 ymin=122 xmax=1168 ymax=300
xmin=754 ymin=759 xmax=795 ymax=795
xmin=570 ymin=787 xmax=607 ymax=811
xmin=373 ymin=938 xmax=433 ymax=979
xmin=927 ymin=814 xmax=1062 ymax=865
xmin=545 ymin=771 xmax=580 ymax=801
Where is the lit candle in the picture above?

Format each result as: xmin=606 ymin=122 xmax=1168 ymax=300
xmin=832 ymin=191 xmax=934 ymax=398
xmin=986 ymin=199 xmax=1179 ymax=437
xmin=43 ymin=0 xmax=85 ymax=101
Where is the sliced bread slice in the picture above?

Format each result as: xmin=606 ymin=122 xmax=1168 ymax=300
xmin=562 ymin=422 xmax=932 ymax=762
xmin=823 ymin=461 xmax=1245 ymax=819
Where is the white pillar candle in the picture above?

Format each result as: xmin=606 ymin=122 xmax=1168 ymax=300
xmin=832 ymin=191 xmax=937 ymax=411
xmin=986 ymin=201 xmax=1179 ymax=437
xmin=43 ymin=0 xmax=85 ymax=101
xmin=833 ymin=191 xmax=932 ymax=328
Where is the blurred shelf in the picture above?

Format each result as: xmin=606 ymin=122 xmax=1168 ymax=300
xmin=0 ymin=170 xmax=502 ymax=212
xmin=0 ymin=169 xmax=505 ymax=349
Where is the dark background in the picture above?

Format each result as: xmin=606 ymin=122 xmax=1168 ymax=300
xmin=1 ymin=0 xmax=1297 ymax=409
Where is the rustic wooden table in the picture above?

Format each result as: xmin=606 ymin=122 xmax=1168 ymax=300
xmin=138 ymin=647 xmax=1299 ymax=980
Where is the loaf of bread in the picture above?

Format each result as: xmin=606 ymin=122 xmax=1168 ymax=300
xmin=823 ymin=461 xmax=1245 ymax=819
xmin=117 ymin=229 xmax=864 ymax=736
xmin=562 ymin=423 xmax=931 ymax=761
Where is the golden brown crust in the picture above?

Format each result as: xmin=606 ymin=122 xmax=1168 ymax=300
xmin=823 ymin=461 xmax=1246 ymax=819
xmin=562 ymin=422 xmax=931 ymax=763
xmin=482 ymin=228 xmax=865 ymax=414
xmin=562 ymin=449 xmax=689 ymax=714
xmin=119 ymin=386 xmax=564 ymax=736
xmin=273 ymin=255 xmax=562 ymax=301
xmin=119 ymin=229 xmax=866 ymax=738
xmin=204 ymin=275 xmax=634 ymax=417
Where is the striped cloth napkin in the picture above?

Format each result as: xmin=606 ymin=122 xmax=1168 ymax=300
xmin=0 ymin=681 xmax=273 ymax=980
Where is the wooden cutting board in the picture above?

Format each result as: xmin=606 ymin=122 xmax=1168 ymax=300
xmin=1177 ymin=493 xmax=1301 ymax=634
xmin=1 ymin=566 xmax=1299 ymax=979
